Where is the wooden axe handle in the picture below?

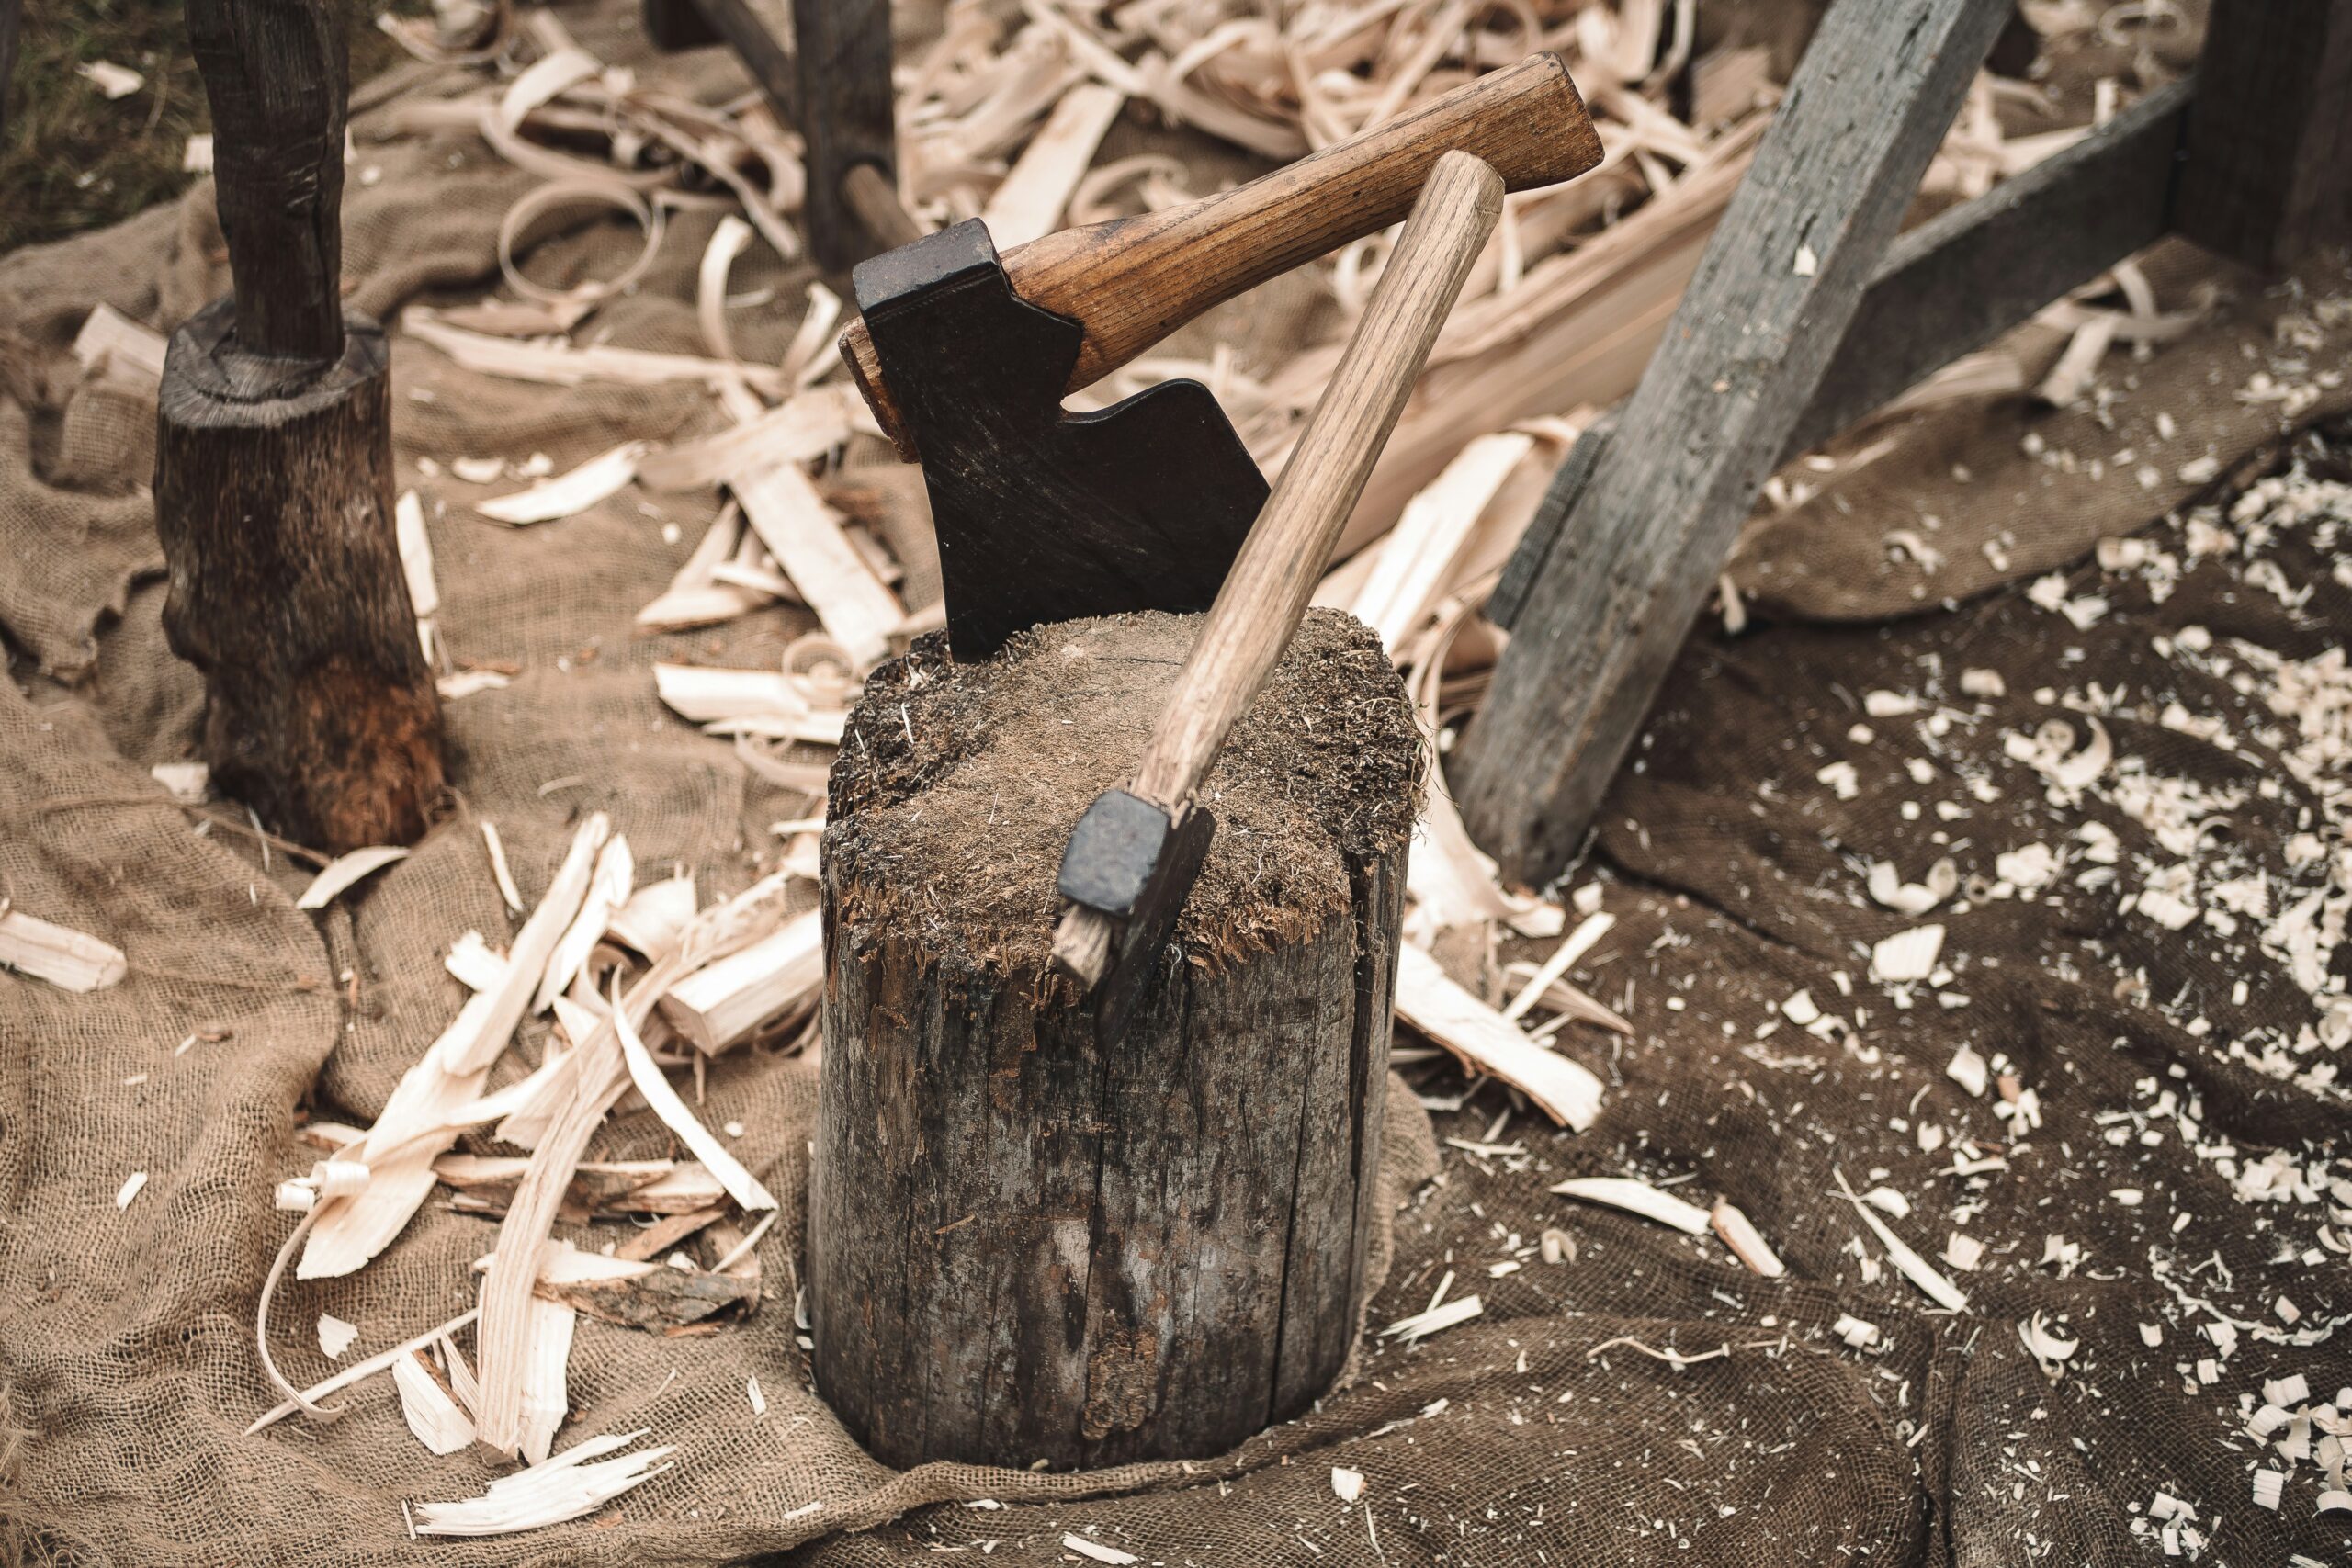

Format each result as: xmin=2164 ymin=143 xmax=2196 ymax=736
xmin=1054 ymin=151 xmax=1504 ymax=985
xmin=843 ymin=55 xmax=1597 ymax=456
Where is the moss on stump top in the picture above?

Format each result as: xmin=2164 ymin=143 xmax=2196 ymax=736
xmin=825 ymin=607 xmax=1423 ymax=976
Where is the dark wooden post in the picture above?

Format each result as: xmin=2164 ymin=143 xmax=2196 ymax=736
xmin=810 ymin=609 xmax=1416 ymax=1469
xmin=642 ymin=0 xmax=914 ymax=265
xmin=0 ymin=0 xmax=21 ymax=144
xmin=2173 ymin=0 xmax=2352 ymax=272
xmin=1454 ymin=0 xmax=2011 ymax=886
xmin=153 ymin=0 xmax=444 ymax=852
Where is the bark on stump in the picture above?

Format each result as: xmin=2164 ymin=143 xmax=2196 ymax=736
xmin=812 ymin=608 xmax=1421 ymax=1469
xmin=153 ymin=301 xmax=444 ymax=852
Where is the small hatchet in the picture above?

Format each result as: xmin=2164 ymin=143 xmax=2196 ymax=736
xmin=1050 ymin=151 xmax=1507 ymax=1043
xmin=841 ymin=56 xmax=1600 ymax=661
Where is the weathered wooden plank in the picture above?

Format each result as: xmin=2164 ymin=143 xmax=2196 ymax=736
xmin=1457 ymin=0 xmax=2012 ymax=884
xmin=1489 ymin=79 xmax=2191 ymax=632
xmin=2174 ymin=0 xmax=2352 ymax=271
xmin=793 ymin=0 xmax=899 ymax=270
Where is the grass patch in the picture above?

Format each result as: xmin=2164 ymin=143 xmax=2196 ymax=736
xmin=1 ymin=0 xmax=411 ymax=253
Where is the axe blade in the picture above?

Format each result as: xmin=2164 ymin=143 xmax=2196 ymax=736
xmin=853 ymin=220 xmax=1268 ymax=661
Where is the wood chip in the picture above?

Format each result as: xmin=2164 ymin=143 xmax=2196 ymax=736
xmin=1394 ymin=944 xmax=1601 ymax=1130
xmin=1550 ymin=1176 xmax=1711 ymax=1235
xmin=612 ymin=998 xmax=776 ymax=1211
xmin=475 ymin=441 xmax=647 ymax=525
xmin=295 ymin=846 xmax=411 ymax=909
xmin=1710 ymin=1200 xmax=1785 ymax=1277
xmin=317 ymin=1314 xmax=359 ymax=1359
xmin=979 ymin=82 xmax=1125 ymax=246
xmin=1833 ymin=1168 xmax=1968 ymax=1312
xmin=78 ymin=60 xmax=145 ymax=98
xmin=113 ymin=1170 xmax=147 ymax=1210
xmin=72 ymin=303 xmax=167 ymax=389
xmin=392 ymin=1350 xmax=478 ymax=1455
xmin=0 ymin=908 xmax=128 ymax=991
xmin=1060 ymin=1535 xmax=1139 ymax=1566
xmin=411 ymin=1428 xmax=673 ymax=1537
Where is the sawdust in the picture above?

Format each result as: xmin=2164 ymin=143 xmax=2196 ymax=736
xmin=826 ymin=607 xmax=1423 ymax=979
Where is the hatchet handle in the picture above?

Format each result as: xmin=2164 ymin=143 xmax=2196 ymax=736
xmin=1054 ymin=150 xmax=1504 ymax=986
xmin=843 ymin=54 xmax=1598 ymax=457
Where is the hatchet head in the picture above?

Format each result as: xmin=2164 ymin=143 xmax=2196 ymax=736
xmin=852 ymin=220 xmax=1269 ymax=661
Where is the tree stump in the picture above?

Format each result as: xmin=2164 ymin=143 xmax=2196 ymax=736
xmin=153 ymin=0 xmax=444 ymax=852
xmin=154 ymin=305 xmax=443 ymax=852
xmin=812 ymin=607 xmax=1421 ymax=1469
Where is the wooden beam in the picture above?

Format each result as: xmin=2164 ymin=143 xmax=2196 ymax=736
xmin=1489 ymin=78 xmax=2192 ymax=629
xmin=2174 ymin=0 xmax=2352 ymax=272
xmin=793 ymin=0 xmax=900 ymax=270
xmin=1457 ymin=0 xmax=2013 ymax=886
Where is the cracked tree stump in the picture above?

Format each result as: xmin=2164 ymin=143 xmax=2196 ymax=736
xmin=153 ymin=0 xmax=443 ymax=852
xmin=811 ymin=609 xmax=1419 ymax=1468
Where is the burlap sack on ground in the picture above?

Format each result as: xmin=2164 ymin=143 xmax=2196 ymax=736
xmin=2 ymin=17 xmax=2348 ymax=1564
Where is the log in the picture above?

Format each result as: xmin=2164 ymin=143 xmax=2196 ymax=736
xmin=812 ymin=607 xmax=1419 ymax=1468
xmin=155 ymin=0 xmax=443 ymax=852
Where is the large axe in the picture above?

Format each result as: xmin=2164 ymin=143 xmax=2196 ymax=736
xmin=838 ymin=54 xmax=1601 ymax=662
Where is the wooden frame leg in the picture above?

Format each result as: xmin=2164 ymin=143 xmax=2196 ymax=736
xmin=1454 ymin=0 xmax=2012 ymax=886
xmin=0 ymin=0 xmax=22 ymax=144
xmin=2174 ymin=0 xmax=2352 ymax=272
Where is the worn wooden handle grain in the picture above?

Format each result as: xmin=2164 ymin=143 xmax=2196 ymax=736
xmin=1054 ymin=152 xmax=1505 ymax=985
xmin=844 ymin=55 xmax=1598 ymax=454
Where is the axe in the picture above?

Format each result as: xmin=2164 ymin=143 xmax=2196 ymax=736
xmin=841 ymin=55 xmax=1601 ymax=661
xmin=1050 ymin=150 xmax=1507 ymax=1043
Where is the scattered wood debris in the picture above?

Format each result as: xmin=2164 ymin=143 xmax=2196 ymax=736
xmin=409 ymin=1429 xmax=673 ymax=1538
xmin=0 ymin=908 xmax=128 ymax=992
xmin=295 ymin=846 xmax=411 ymax=910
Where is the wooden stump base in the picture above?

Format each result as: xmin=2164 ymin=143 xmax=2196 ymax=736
xmin=812 ymin=608 xmax=1421 ymax=1469
xmin=154 ymin=298 xmax=444 ymax=852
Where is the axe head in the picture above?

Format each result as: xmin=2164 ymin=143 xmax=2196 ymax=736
xmin=853 ymin=220 xmax=1269 ymax=661
xmin=1057 ymin=788 xmax=1216 ymax=1047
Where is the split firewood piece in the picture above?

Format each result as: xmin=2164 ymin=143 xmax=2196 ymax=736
xmin=728 ymin=457 xmax=903 ymax=671
xmin=516 ymin=1291 xmax=575 ymax=1464
xmin=1393 ymin=943 xmax=1601 ymax=1130
xmin=0 ymin=908 xmax=128 ymax=992
xmin=655 ymin=908 xmax=821 ymax=1055
xmin=534 ymin=833 xmax=633 ymax=1012
xmin=612 ymin=998 xmax=775 ymax=1212
xmin=978 ymin=81 xmax=1125 ymax=246
xmin=297 ymin=815 xmax=610 ymax=1279
xmin=393 ymin=1349 xmax=478 ymax=1455
xmin=411 ymin=1428 xmax=674 ymax=1537
xmin=294 ymin=844 xmax=410 ymax=909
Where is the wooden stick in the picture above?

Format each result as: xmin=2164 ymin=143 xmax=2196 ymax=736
xmin=842 ymin=56 xmax=1599 ymax=455
xmin=1053 ymin=151 xmax=1503 ymax=984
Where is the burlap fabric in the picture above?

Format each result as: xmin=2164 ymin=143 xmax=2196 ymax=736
xmin=3 ymin=17 xmax=2349 ymax=1564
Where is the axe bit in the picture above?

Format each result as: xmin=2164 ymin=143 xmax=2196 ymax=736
xmin=1050 ymin=151 xmax=1509 ymax=1045
xmin=841 ymin=54 xmax=1601 ymax=661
